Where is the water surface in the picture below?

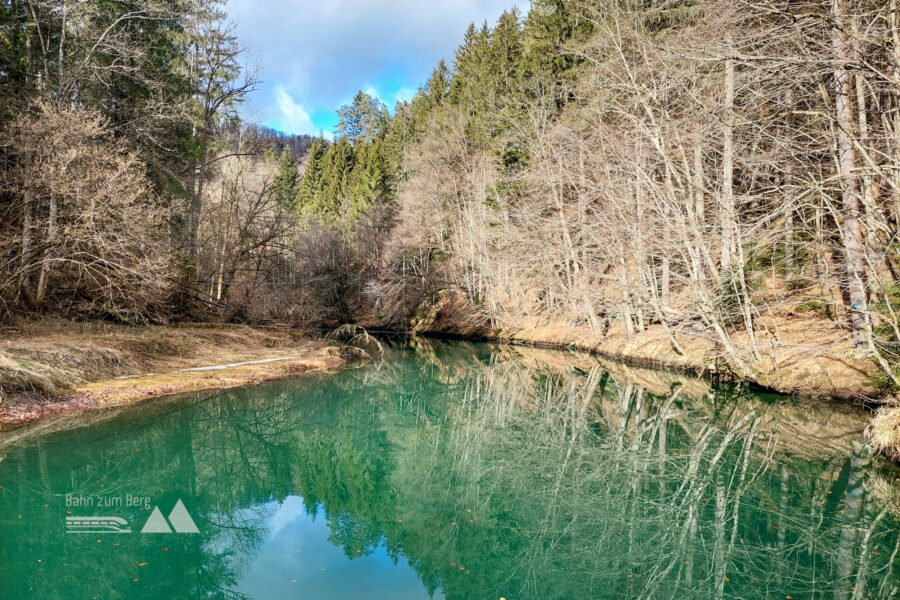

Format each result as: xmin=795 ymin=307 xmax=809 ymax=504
xmin=1 ymin=338 xmax=899 ymax=599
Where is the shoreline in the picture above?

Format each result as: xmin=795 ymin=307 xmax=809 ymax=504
xmin=481 ymin=333 xmax=878 ymax=402
xmin=400 ymin=305 xmax=900 ymax=459
xmin=4 ymin=320 xmax=897 ymax=460
xmin=402 ymin=323 xmax=880 ymax=401
xmin=0 ymin=324 xmax=352 ymax=430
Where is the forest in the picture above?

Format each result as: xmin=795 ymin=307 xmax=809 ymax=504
xmin=4 ymin=0 xmax=900 ymax=399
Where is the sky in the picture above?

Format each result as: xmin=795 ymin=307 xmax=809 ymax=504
xmin=225 ymin=0 xmax=518 ymax=138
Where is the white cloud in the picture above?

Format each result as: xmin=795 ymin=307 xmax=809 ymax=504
xmin=275 ymin=86 xmax=314 ymax=135
xmin=392 ymin=87 xmax=418 ymax=104
xmin=360 ymin=84 xmax=414 ymax=109
xmin=227 ymin=0 xmax=516 ymax=131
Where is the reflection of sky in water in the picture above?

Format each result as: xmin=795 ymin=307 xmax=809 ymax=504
xmin=235 ymin=496 xmax=440 ymax=600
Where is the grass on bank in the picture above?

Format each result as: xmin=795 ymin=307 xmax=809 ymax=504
xmin=0 ymin=322 xmax=319 ymax=399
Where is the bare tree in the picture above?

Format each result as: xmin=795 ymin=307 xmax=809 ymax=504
xmin=1 ymin=100 xmax=171 ymax=319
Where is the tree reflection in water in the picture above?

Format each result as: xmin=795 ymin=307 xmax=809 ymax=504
xmin=0 ymin=337 xmax=898 ymax=600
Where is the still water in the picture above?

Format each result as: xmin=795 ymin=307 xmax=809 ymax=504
xmin=1 ymin=337 xmax=900 ymax=599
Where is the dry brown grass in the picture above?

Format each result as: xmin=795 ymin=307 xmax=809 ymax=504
xmin=0 ymin=322 xmax=349 ymax=427
xmin=0 ymin=341 xmax=134 ymax=395
xmin=411 ymin=292 xmax=875 ymax=400
xmin=0 ymin=322 xmax=321 ymax=396
xmin=867 ymin=406 xmax=900 ymax=461
xmin=505 ymin=318 xmax=874 ymax=399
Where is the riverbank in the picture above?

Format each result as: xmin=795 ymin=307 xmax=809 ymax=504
xmin=405 ymin=291 xmax=900 ymax=460
xmin=5 ymin=316 xmax=898 ymax=460
xmin=409 ymin=292 xmax=879 ymax=400
xmin=0 ymin=323 xmax=351 ymax=428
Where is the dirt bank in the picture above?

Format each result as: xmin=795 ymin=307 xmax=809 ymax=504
xmin=406 ymin=291 xmax=900 ymax=460
xmin=409 ymin=292 xmax=879 ymax=401
xmin=0 ymin=323 xmax=352 ymax=428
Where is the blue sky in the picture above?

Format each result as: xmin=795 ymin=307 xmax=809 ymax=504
xmin=225 ymin=0 xmax=518 ymax=137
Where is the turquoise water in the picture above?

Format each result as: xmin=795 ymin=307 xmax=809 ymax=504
xmin=1 ymin=337 xmax=899 ymax=599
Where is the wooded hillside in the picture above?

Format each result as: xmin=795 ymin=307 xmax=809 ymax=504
xmin=4 ymin=0 xmax=900 ymax=390
xmin=362 ymin=0 xmax=900 ymax=389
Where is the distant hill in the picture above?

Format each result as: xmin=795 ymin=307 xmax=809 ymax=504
xmin=253 ymin=125 xmax=323 ymax=159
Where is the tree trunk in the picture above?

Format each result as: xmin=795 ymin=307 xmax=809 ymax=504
xmin=890 ymin=1 xmax=900 ymax=236
xmin=189 ymin=155 xmax=206 ymax=262
xmin=660 ymin=256 xmax=671 ymax=310
xmin=20 ymin=152 xmax=34 ymax=302
xmin=720 ymin=57 xmax=736 ymax=273
xmin=620 ymin=254 xmax=635 ymax=338
xmin=693 ymin=145 xmax=705 ymax=225
xmin=832 ymin=0 xmax=870 ymax=351
xmin=783 ymin=88 xmax=795 ymax=270
xmin=855 ymin=71 xmax=885 ymax=302
xmin=57 ymin=1 xmax=66 ymax=96
xmin=35 ymin=193 xmax=58 ymax=307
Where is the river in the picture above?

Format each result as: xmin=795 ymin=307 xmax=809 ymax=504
xmin=1 ymin=337 xmax=898 ymax=599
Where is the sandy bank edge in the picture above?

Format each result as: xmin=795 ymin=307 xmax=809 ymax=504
xmin=0 ymin=325 xmax=354 ymax=429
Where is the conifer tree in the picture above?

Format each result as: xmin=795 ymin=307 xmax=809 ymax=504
xmin=312 ymin=136 xmax=355 ymax=219
xmin=272 ymin=147 xmax=299 ymax=209
xmin=346 ymin=137 xmax=389 ymax=219
xmin=450 ymin=24 xmax=483 ymax=104
xmin=450 ymin=25 xmax=490 ymax=110
xmin=490 ymin=10 xmax=524 ymax=93
xmin=384 ymin=103 xmax=412 ymax=177
xmin=425 ymin=60 xmax=452 ymax=108
xmin=522 ymin=0 xmax=592 ymax=79
xmin=336 ymin=91 xmax=389 ymax=144
xmin=296 ymin=138 xmax=327 ymax=211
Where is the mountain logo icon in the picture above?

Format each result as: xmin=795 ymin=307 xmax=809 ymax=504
xmin=141 ymin=499 xmax=200 ymax=534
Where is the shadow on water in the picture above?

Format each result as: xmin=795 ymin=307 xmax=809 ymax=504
xmin=0 ymin=336 xmax=899 ymax=599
